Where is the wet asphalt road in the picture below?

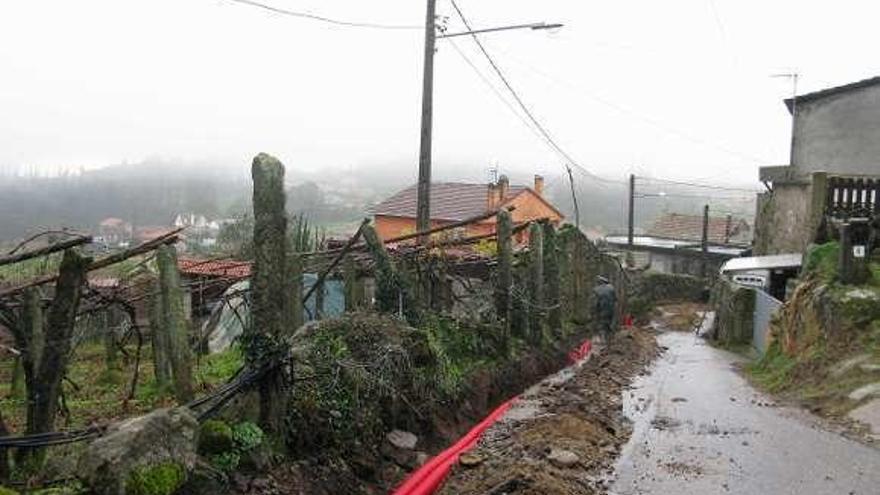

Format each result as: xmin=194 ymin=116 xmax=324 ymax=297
xmin=610 ymin=331 xmax=880 ymax=495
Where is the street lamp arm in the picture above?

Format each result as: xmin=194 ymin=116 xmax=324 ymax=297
xmin=438 ymin=22 xmax=563 ymax=39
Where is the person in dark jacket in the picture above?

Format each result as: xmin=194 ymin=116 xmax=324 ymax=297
xmin=593 ymin=275 xmax=617 ymax=343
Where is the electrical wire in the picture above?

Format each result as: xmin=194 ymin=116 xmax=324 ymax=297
xmin=448 ymin=0 xmax=624 ymax=187
xmin=224 ymin=0 xmax=421 ymax=30
xmin=446 ymin=39 xmax=547 ymax=146
xmin=485 ymin=42 xmax=770 ymax=166
xmin=636 ymin=175 xmax=759 ymax=193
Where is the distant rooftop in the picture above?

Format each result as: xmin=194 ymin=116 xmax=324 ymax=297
xmin=370 ymin=182 xmax=526 ymax=222
xmin=647 ymin=212 xmax=751 ymax=245
xmin=605 ymin=235 xmax=747 ymax=256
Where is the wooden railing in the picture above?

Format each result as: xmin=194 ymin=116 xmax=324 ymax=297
xmin=825 ymin=176 xmax=880 ymax=219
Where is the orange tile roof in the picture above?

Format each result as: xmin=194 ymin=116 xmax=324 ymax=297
xmin=371 ymin=182 xmax=527 ymax=222
xmin=647 ymin=213 xmax=750 ymax=245
xmin=178 ymin=257 xmax=251 ymax=279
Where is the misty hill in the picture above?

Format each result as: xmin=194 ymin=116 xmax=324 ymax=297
xmin=0 ymin=158 xmax=755 ymax=243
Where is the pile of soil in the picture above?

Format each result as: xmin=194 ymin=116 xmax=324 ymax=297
xmin=438 ymin=327 xmax=659 ymax=495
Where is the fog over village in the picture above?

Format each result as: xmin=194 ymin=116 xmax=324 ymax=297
xmin=1 ymin=1 xmax=880 ymax=494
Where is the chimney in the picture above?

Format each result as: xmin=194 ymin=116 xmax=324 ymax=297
xmin=534 ymin=174 xmax=544 ymax=196
xmin=487 ymin=182 xmax=497 ymax=210
xmin=497 ymin=175 xmax=510 ymax=203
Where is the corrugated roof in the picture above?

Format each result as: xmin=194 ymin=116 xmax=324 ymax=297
xmin=721 ymin=254 xmax=802 ymax=273
xmin=371 ymin=182 xmax=526 ymax=222
xmin=647 ymin=213 xmax=750 ymax=245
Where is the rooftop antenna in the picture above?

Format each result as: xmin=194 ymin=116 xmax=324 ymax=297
xmin=487 ymin=164 xmax=499 ymax=184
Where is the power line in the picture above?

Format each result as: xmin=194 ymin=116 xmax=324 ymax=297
xmin=224 ymin=0 xmax=421 ymax=30
xmin=446 ymin=39 xmax=546 ymax=145
xmin=486 ymin=43 xmax=770 ymax=165
xmin=636 ymin=175 xmax=759 ymax=193
xmin=448 ymin=0 xmax=622 ymax=187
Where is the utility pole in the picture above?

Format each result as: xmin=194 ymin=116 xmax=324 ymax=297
xmin=701 ymin=204 xmax=710 ymax=279
xmin=414 ymin=5 xmax=561 ymax=244
xmin=627 ymin=174 xmax=635 ymax=246
xmin=567 ymin=166 xmax=580 ymax=230
xmin=415 ymin=0 xmax=437 ymax=243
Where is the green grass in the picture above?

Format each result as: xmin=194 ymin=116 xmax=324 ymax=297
xmin=804 ymin=241 xmax=840 ymax=282
xmin=747 ymin=342 xmax=799 ymax=392
xmin=0 ymin=342 xmax=243 ymax=434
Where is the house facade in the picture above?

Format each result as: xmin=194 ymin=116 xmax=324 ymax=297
xmin=371 ymin=175 xmax=564 ymax=242
xmin=755 ymin=76 xmax=880 ymax=255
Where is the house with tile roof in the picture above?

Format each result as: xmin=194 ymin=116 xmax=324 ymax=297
xmin=370 ymin=175 xmax=564 ymax=242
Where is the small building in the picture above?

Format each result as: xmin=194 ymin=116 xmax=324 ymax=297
xmin=756 ymin=76 xmax=880 ymax=255
xmin=605 ymin=212 xmax=751 ymax=276
xmin=720 ymin=253 xmax=802 ymax=301
xmin=97 ymin=217 xmax=132 ymax=248
xmin=173 ymin=213 xmax=222 ymax=247
xmin=371 ymin=175 xmax=564 ymax=242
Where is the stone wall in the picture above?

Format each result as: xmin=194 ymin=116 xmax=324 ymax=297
xmin=627 ymin=271 xmax=707 ymax=320
xmin=753 ymin=182 xmax=815 ymax=255
xmin=710 ymin=279 xmax=756 ymax=346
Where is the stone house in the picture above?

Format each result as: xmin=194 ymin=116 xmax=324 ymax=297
xmin=755 ymin=76 xmax=880 ymax=255
xmin=371 ymin=175 xmax=564 ymax=242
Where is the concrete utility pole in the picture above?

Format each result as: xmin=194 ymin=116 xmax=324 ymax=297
xmin=415 ymin=0 xmax=437 ymax=242
xmin=414 ymin=2 xmax=562 ymax=244
xmin=628 ymin=174 xmax=635 ymax=246
xmin=701 ymin=204 xmax=710 ymax=278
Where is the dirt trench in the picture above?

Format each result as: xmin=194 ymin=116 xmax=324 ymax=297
xmin=206 ymin=329 xmax=603 ymax=495
xmin=439 ymin=327 xmax=659 ymax=495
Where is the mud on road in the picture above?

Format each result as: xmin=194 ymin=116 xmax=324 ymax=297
xmin=439 ymin=327 xmax=659 ymax=495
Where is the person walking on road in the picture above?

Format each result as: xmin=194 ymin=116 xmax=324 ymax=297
xmin=593 ymin=275 xmax=617 ymax=344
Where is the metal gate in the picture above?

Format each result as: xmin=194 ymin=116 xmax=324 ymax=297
xmin=753 ymin=289 xmax=782 ymax=353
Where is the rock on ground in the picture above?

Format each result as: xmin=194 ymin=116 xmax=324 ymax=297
xmin=78 ymin=407 xmax=199 ymax=495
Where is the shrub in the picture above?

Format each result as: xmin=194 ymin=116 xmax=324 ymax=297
xmin=198 ymin=420 xmax=234 ymax=456
xmin=126 ymin=462 xmax=185 ymax=495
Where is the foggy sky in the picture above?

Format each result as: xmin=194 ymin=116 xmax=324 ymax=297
xmin=2 ymin=0 xmax=879 ymax=185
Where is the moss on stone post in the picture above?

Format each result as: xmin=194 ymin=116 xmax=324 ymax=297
xmin=528 ymin=223 xmax=545 ymax=344
xmin=103 ymin=310 xmax=121 ymax=379
xmin=148 ymin=282 xmax=171 ymax=388
xmin=21 ymin=249 xmax=90 ymax=467
xmin=557 ymin=228 xmax=573 ymax=322
xmin=362 ymin=224 xmax=418 ymax=322
xmin=289 ymin=254 xmax=304 ymax=328
xmin=250 ymin=152 xmax=292 ymax=434
xmin=571 ymin=231 xmax=589 ymax=325
xmin=314 ymin=279 xmax=325 ymax=320
xmin=543 ymin=222 xmax=562 ymax=336
xmin=344 ymin=255 xmax=357 ymax=312
xmin=511 ymin=257 xmax=528 ymax=338
xmin=495 ymin=210 xmax=513 ymax=335
xmin=9 ymin=357 xmax=24 ymax=400
xmin=156 ymin=245 xmax=193 ymax=403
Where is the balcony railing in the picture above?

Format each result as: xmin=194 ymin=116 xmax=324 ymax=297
xmin=825 ymin=176 xmax=880 ymax=219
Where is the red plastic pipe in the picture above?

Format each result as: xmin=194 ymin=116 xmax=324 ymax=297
xmin=392 ymin=338 xmax=593 ymax=495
